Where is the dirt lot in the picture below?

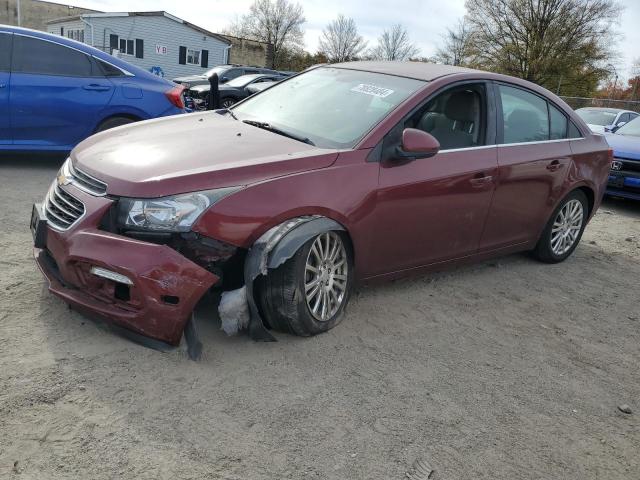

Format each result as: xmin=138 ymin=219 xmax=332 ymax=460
xmin=0 ymin=156 xmax=639 ymax=480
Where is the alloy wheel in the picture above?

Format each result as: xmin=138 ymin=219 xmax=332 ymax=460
xmin=550 ymin=199 xmax=584 ymax=256
xmin=304 ymin=232 xmax=348 ymax=321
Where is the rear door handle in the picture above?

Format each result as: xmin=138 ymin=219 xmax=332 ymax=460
xmin=546 ymin=160 xmax=563 ymax=172
xmin=469 ymin=173 xmax=493 ymax=187
xmin=83 ymin=84 xmax=111 ymax=91
xmin=0 ymin=83 xmax=6 ymax=88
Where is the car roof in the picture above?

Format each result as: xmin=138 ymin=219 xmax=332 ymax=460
xmin=0 ymin=24 xmax=168 ymax=83
xmin=330 ymin=60 xmax=479 ymax=81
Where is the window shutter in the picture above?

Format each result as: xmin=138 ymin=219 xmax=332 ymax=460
xmin=135 ymin=39 xmax=144 ymax=59
xmin=109 ymin=34 xmax=118 ymax=54
xmin=201 ymin=49 xmax=209 ymax=68
xmin=178 ymin=46 xmax=187 ymax=65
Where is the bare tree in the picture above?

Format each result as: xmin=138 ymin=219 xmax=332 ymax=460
xmin=370 ymin=24 xmax=420 ymax=61
xmin=225 ymin=0 xmax=305 ymax=68
xmin=465 ymin=0 xmax=622 ymax=95
xmin=318 ymin=15 xmax=367 ymax=63
xmin=433 ymin=19 xmax=475 ymax=66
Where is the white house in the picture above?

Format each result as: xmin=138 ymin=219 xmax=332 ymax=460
xmin=46 ymin=11 xmax=232 ymax=80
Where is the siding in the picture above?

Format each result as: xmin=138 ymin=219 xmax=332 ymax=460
xmin=48 ymin=14 xmax=229 ymax=80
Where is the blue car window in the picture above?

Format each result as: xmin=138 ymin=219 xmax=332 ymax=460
xmin=12 ymin=35 xmax=94 ymax=77
xmin=0 ymin=33 xmax=11 ymax=71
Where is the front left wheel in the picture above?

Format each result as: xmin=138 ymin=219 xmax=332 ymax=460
xmin=258 ymin=231 xmax=353 ymax=336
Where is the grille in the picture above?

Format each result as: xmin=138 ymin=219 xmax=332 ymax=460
xmin=44 ymin=183 xmax=85 ymax=230
xmin=68 ymin=162 xmax=108 ymax=195
xmin=614 ymin=157 xmax=640 ymax=174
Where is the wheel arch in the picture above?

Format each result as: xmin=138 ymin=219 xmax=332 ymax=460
xmin=94 ymin=113 xmax=143 ymax=133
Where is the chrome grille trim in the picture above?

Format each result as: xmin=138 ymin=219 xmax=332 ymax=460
xmin=68 ymin=162 xmax=108 ymax=196
xmin=44 ymin=183 xmax=85 ymax=230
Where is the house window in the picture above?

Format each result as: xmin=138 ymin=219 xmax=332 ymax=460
xmin=119 ymin=38 xmax=135 ymax=56
xmin=186 ymin=49 xmax=201 ymax=65
xmin=67 ymin=29 xmax=85 ymax=42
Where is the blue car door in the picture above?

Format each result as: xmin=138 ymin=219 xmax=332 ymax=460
xmin=10 ymin=34 xmax=114 ymax=149
xmin=0 ymin=32 xmax=11 ymax=144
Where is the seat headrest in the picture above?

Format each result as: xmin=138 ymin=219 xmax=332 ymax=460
xmin=444 ymin=90 xmax=477 ymax=122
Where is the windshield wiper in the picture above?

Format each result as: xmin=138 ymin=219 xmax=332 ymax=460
xmin=242 ymin=120 xmax=315 ymax=146
xmin=218 ymin=108 xmax=238 ymax=121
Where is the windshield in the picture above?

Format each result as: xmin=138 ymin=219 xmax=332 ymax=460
xmin=232 ymin=67 xmax=425 ymax=149
xmin=576 ymin=109 xmax=618 ymax=126
xmin=615 ymin=116 xmax=640 ymax=137
xmin=204 ymin=66 xmax=229 ymax=78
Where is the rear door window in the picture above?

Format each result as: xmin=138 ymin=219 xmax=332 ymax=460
xmin=0 ymin=33 xmax=11 ymax=71
xmin=12 ymin=35 xmax=94 ymax=77
xmin=499 ymin=85 xmax=549 ymax=143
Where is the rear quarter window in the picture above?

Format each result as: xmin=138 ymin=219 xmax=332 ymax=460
xmin=0 ymin=33 xmax=11 ymax=71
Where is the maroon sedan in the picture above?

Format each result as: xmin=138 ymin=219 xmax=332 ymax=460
xmin=32 ymin=61 xmax=612 ymax=350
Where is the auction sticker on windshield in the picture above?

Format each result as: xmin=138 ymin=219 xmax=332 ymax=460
xmin=351 ymin=84 xmax=394 ymax=98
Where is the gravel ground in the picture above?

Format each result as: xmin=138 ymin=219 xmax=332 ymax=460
xmin=1 ymin=155 xmax=639 ymax=480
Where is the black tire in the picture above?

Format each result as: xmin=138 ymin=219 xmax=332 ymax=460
xmin=258 ymin=231 xmax=353 ymax=336
xmin=95 ymin=116 xmax=135 ymax=133
xmin=532 ymin=189 xmax=589 ymax=263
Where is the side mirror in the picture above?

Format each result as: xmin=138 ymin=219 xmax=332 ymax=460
xmin=395 ymin=128 xmax=440 ymax=160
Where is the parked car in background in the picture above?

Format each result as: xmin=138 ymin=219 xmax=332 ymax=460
xmin=32 ymin=61 xmax=611 ymax=349
xmin=605 ymin=117 xmax=640 ymax=200
xmin=575 ymin=107 xmax=639 ymax=134
xmin=0 ymin=26 xmax=185 ymax=153
xmin=185 ymin=73 xmax=287 ymax=109
xmin=246 ymin=80 xmax=279 ymax=95
xmin=172 ymin=64 xmax=279 ymax=89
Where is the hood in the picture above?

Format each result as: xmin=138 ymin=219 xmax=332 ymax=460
xmin=587 ymin=123 xmax=606 ymax=133
xmin=173 ymin=75 xmax=207 ymax=83
xmin=604 ymin=133 xmax=640 ymax=161
xmin=71 ymin=113 xmax=338 ymax=198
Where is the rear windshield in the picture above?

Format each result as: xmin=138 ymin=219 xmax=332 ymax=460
xmin=232 ymin=67 xmax=425 ymax=149
xmin=576 ymin=109 xmax=618 ymax=126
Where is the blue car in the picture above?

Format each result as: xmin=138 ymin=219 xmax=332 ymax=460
xmin=606 ymin=117 xmax=640 ymax=200
xmin=0 ymin=26 xmax=185 ymax=153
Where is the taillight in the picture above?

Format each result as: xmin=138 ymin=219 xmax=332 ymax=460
xmin=165 ymin=85 xmax=185 ymax=109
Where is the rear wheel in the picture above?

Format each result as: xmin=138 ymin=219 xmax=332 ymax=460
xmin=532 ymin=190 xmax=588 ymax=263
xmin=95 ymin=116 xmax=135 ymax=133
xmin=221 ymin=98 xmax=237 ymax=109
xmin=259 ymin=231 xmax=353 ymax=336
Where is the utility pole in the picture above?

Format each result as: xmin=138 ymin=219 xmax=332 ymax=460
xmin=16 ymin=0 xmax=22 ymax=27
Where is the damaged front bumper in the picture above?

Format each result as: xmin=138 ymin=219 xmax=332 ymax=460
xmin=32 ymin=186 xmax=219 ymax=346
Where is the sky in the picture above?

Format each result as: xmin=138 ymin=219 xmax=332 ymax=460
xmin=65 ymin=0 xmax=639 ymax=80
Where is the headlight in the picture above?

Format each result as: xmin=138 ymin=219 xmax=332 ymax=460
xmin=117 ymin=187 xmax=241 ymax=232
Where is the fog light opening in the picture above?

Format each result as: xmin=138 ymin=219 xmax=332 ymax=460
xmin=162 ymin=295 xmax=180 ymax=305
xmin=90 ymin=266 xmax=133 ymax=285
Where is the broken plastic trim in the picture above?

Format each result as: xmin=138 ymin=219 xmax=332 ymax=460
xmin=244 ymin=215 xmax=346 ymax=342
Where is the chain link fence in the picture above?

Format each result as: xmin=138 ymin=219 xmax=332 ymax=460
xmin=560 ymin=96 xmax=640 ymax=113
